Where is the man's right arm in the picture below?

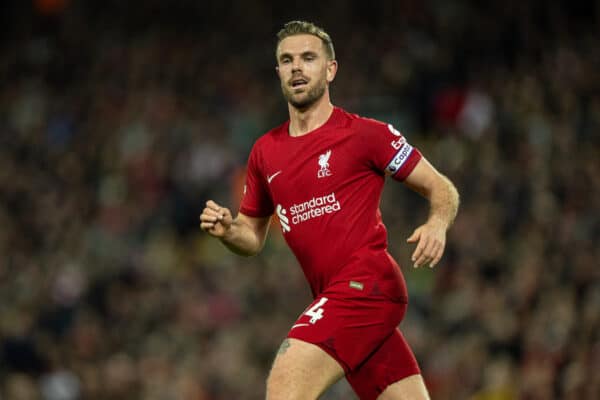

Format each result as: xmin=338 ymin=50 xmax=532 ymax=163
xmin=200 ymin=200 xmax=272 ymax=256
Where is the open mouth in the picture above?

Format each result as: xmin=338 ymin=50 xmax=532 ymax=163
xmin=291 ymin=78 xmax=308 ymax=88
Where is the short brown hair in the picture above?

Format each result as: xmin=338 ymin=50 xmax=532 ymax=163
xmin=276 ymin=20 xmax=336 ymax=60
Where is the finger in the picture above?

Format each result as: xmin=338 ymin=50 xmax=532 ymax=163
xmin=406 ymin=228 xmax=421 ymax=243
xmin=202 ymin=207 xmax=227 ymax=218
xmin=429 ymin=242 xmax=445 ymax=268
xmin=209 ymin=206 xmax=232 ymax=225
xmin=429 ymin=253 xmax=442 ymax=268
xmin=205 ymin=207 xmax=227 ymax=222
xmin=426 ymin=239 xmax=444 ymax=266
xmin=415 ymin=238 xmax=437 ymax=267
xmin=200 ymin=211 xmax=220 ymax=222
xmin=220 ymin=209 xmax=233 ymax=226
xmin=424 ymin=240 xmax=444 ymax=268
xmin=411 ymin=236 xmax=429 ymax=267
xmin=200 ymin=222 xmax=215 ymax=231
xmin=205 ymin=200 xmax=222 ymax=213
xmin=414 ymin=252 xmax=432 ymax=268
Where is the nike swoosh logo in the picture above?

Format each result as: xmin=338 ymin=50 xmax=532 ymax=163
xmin=291 ymin=323 xmax=310 ymax=329
xmin=267 ymin=170 xmax=282 ymax=184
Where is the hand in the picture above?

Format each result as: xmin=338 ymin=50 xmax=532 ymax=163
xmin=200 ymin=200 xmax=233 ymax=238
xmin=406 ymin=219 xmax=447 ymax=268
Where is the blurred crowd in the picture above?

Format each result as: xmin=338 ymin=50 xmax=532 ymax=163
xmin=0 ymin=1 xmax=598 ymax=399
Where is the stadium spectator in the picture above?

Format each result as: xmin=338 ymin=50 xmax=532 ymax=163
xmin=0 ymin=1 xmax=598 ymax=399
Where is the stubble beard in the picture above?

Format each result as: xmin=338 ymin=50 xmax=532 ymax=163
xmin=281 ymin=78 xmax=327 ymax=110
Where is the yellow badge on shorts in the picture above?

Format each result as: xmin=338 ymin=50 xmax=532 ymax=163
xmin=349 ymin=281 xmax=364 ymax=290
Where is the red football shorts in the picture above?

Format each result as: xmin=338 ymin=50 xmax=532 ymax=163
xmin=287 ymin=278 xmax=420 ymax=400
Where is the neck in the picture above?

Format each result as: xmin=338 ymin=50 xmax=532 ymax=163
xmin=288 ymin=94 xmax=334 ymax=137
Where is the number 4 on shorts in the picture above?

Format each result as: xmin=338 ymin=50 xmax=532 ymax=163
xmin=305 ymin=297 xmax=328 ymax=324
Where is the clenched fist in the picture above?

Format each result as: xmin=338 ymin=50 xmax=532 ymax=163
xmin=200 ymin=200 xmax=233 ymax=238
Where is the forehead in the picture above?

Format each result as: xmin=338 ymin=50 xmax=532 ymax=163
xmin=277 ymin=34 xmax=324 ymax=57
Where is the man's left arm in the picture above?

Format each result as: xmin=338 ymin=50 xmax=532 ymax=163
xmin=402 ymin=157 xmax=460 ymax=268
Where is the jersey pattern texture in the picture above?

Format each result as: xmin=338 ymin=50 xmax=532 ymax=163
xmin=240 ymin=107 xmax=422 ymax=297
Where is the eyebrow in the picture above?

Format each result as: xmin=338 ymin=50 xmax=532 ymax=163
xmin=278 ymin=50 xmax=320 ymax=61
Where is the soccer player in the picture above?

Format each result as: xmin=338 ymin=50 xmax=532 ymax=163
xmin=200 ymin=21 xmax=459 ymax=400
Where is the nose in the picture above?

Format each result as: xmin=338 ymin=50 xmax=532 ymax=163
xmin=291 ymin=57 xmax=302 ymax=72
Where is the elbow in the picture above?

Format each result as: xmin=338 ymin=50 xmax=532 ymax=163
xmin=450 ymin=179 xmax=460 ymax=205
xmin=423 ymin=174 xmax=458 ymax=201
xmin=441 ymin=174 xmax=459 ymax=198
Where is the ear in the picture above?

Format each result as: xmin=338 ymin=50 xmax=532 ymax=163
xmin=326 ymin=60 xmax=338 ymax=83
xmin=275 ymin=65 xmax=281 ymax=78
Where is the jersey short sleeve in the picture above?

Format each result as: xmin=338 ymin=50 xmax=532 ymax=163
xmin=357 ymin=118 xmax=422 ymax=181
xmin=239 ymin=142 xmax=274 ymax=218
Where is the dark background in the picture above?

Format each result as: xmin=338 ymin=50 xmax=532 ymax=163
xmin=0 ymin=1 xmax=598 ymax=399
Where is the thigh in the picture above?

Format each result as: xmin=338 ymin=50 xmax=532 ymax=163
xmin=267 ymin=338 xmax=345 ymax=400
xmin=347 ymin=329 xmax=422 ymax=400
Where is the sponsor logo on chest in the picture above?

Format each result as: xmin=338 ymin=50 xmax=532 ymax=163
xmin=276 ymin=192 xmax=341 ymax=233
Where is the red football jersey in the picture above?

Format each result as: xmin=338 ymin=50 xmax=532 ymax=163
xmin=240 ymin=107 xmax=422 ymax=297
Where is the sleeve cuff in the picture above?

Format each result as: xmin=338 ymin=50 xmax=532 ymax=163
xmin=239 ymin=205 xmax=273 ymax=218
